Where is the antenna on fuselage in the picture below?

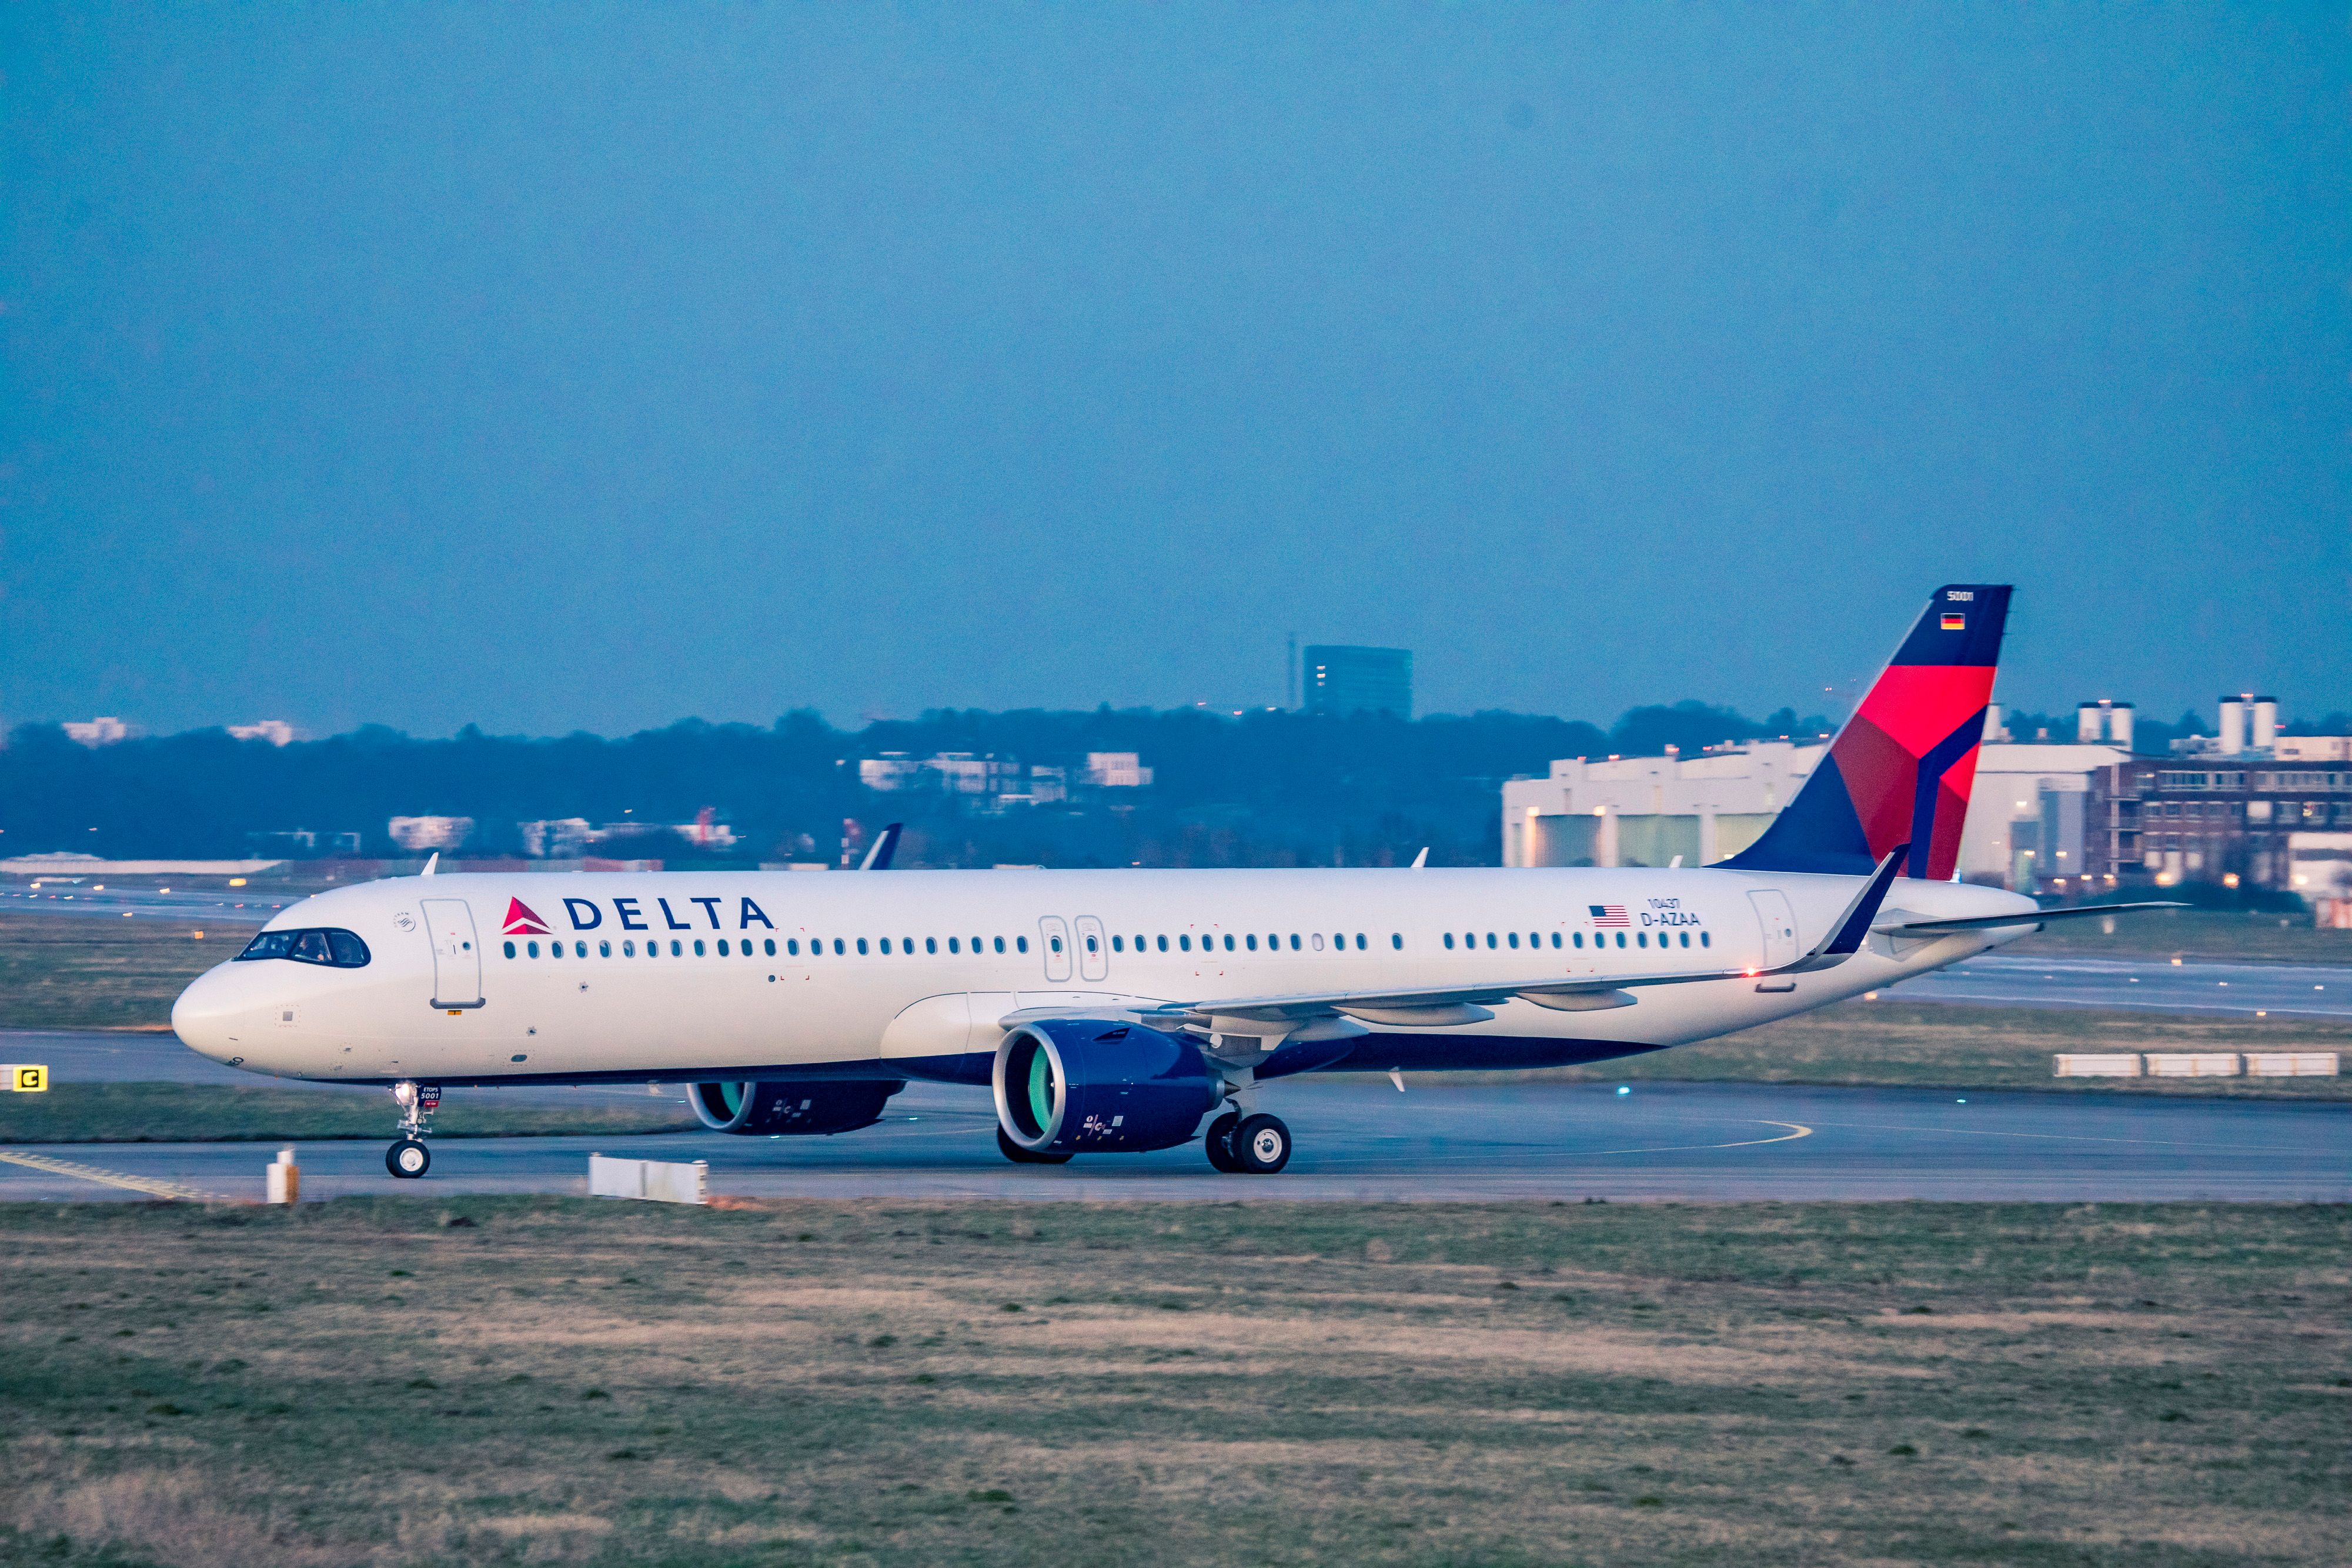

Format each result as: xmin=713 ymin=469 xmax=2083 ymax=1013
xmin=422 ymin=852 xmax=439 ymax=877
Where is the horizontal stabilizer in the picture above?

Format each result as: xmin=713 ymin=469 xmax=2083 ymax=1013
xmin=1876 ymin=901 xmax=2186 ymax=936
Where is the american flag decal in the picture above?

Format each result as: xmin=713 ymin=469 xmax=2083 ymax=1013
xmin=1589 ymin=904 xmax=1629 ymax=928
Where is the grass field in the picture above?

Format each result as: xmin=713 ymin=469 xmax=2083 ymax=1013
xmin=1504 ymin=1000 xmax=2352 ymax=1100
xmin=0 ymin=914 xmax=256 ymax=1032
xmin=0 ymin=1199 xmax=2343 ymax=1567
xmin=2009 ymin=907 xmax=2352 ymax=967
xmin=0 ymin=1083 xmax=694 ymax=1144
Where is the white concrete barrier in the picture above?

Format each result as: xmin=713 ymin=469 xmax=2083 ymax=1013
xmin=2246 ymin=1052 xmax=2340 ymax=1078
xmin=2053 ymin=1054 xmax=2140 ymax=1077
xmin=589 ymin=1152 xmax=708 ymax=1205
xmin=2144 ymin=1053 xmax=2241 ymax=1078
xmin=265 ymin=1146 xmax=299 ymax=1204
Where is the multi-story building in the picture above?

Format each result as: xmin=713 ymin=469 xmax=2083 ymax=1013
xmin=2086 ymin=758 xmax=2352 ymax=890
xmin=1502 ymin=741 xmax=1822 ymax=868
xmin=1303 ymin=646 xmax=1412 ymax=719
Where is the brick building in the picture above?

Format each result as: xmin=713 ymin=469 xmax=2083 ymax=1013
xmin=2086 ymin=758 xmax=2352 ymax=891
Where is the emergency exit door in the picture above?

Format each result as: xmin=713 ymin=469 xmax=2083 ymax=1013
xmin=1748 ymin=890 xmax=1798 ymax=969
xmin=422 ymin=899 xmax=485 ymax=1008
xmin=1037 ymin=915 xmax=1074 ymax=982
xmin=1074 ymin=915 xmax=1109 ymax=982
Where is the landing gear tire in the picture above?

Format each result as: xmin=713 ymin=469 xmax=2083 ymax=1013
xmin=1232 ymin=1114 xmax=1291 ymax=1175
xmin=996 ymin=1125 xmax=1074 ymax=1166
xmin=1203 ymin=1111 xmax=1244 ymax=1173
xmin=386 ymin=1137 xmax=430 ymax=1179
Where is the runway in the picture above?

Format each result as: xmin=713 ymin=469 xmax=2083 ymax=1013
xmin=3 ymin=1069 xmax=2344 ymax=1205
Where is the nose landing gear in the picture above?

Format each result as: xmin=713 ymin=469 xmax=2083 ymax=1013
xmin=386 ymin=1081 xmax=439 ymax=1179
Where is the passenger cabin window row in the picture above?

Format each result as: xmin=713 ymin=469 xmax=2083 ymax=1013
xmin=1441 ymin=930 xmax=1709 ymax=952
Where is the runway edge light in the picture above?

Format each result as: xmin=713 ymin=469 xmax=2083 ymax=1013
xmin=6 ymin=1066 xmax=48 ymax=1093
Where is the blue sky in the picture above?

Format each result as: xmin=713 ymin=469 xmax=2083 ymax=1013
xmin=4 ymin=5 xmax=2345 ymax=735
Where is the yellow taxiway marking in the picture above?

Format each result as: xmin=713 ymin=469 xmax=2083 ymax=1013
xmin=0 ymin=1149 xmax=235 ymax=1203
xmin=1580 ymin=1119 xmax=1815 ymax=1158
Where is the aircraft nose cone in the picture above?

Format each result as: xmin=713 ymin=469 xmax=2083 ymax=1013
xmin=172 ymin=965 xmax=250 ymax=1064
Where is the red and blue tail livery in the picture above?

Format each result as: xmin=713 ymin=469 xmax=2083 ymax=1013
xmin=1724 ymin=584 xmax=2012 ymax=881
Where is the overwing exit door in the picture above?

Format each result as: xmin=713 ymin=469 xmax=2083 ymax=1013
xmin=1748 ymin=890 xmax=1798 ymax=969
xmin=1037 ymin=915 xmax=1074 ymax=982
xmin=1074 ymin=915 xmax=1108 ymax=982
xmin=422 ymin=899 xmax=485 ymax=1008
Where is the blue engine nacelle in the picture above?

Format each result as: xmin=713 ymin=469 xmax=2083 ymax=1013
xmin=993 ymin=1019 xmax=1222 ymax=1156
xmin=689 ymin=1079 xmax=904 ymax=1135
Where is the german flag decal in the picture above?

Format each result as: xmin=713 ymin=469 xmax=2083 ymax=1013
xmin=502 ymin=898 xmax=552 ymax=936
xmin=1940 ymin=612 xmax=1965 ymax=631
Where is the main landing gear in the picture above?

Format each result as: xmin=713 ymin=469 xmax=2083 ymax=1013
xmin=1204 ymin=1110 xmax=1291 ymax=1175
xmin=386 ymin=1081 xmax=438 ymax=1179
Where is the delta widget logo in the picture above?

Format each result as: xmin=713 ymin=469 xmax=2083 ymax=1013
xmin=502 ymin=898 xmax=552 ymax=937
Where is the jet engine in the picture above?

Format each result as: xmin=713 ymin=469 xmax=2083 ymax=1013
xmin=688 ymin=1079 xmax=904 ymax=1135
xmin=993 ymin=1019 xmax=1221 ymax=1157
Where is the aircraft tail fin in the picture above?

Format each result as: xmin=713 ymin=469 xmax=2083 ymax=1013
xmin=1721 ymin=584 xmax=2011 ymax=881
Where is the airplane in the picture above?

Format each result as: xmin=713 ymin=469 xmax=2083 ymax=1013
xmin=172 ymin=583 xmax=2174 ymax=1180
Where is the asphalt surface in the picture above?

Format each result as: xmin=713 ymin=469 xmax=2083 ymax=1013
xmin=2 ymin=1031 xmax=2343 ymax=1203
xmin=0 ymin=884 xmax=295 ymax=921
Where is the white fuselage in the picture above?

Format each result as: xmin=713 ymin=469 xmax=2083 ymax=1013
xmin=171 ymin=865 xmax=2036 ymax=1088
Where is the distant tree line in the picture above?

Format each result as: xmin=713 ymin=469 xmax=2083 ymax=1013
xmin=8 ymin=697 xmax=2326 ymax=870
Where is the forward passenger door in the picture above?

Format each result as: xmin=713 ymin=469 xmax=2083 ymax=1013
xmin=422 ymin=898 xmax=485 ymax=1009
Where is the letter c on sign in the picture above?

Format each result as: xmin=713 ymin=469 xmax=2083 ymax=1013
xmin=562 ymin=898 xmax=603 ymax=931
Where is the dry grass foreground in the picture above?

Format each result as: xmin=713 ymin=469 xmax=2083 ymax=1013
xmin=0 ymin=1200 xmax=2345 ymax=1568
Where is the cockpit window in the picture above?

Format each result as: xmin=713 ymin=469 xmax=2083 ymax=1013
xmin=238 ymin=928 xmax=372 ymax=968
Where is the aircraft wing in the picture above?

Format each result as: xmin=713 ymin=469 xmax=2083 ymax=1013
xmin=1116 ymin=845 xmax=1909 ymax=1030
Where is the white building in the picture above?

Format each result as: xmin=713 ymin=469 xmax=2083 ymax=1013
xmin=228 ymin=720 xmax=298 ymax=746
xmin=2288 ymin=833 xmax=2352 ymax=903
xmin=1502 ymin=741 xmax=1823 ymax=868
xmin=388 ymin=815 xmax=475 ymax=851
xmin=1085 ymin=753 xmax=1155 ymax=788
xmin=61 ymin=717 xmax=133 ymax=747
xmin=1503 ymin=724 xmax=2134 ymax=888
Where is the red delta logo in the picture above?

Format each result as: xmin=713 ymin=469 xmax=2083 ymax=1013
xmin=502 ymin=898 xmax=552 ymax=937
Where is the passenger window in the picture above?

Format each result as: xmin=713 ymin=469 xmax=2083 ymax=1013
xmin=765 ymin=939 xmax=776 ymax=956
xmin=1311 ymin=934 xmax=1325 ymax=952
xmin=1134 ymin=934 xmax=1145 ymax=951
xmin=948 ymin=937 xmax=960 ymax=954
xmin=719 ymin=939 xmax=731 ymax=956
xmin=994 ymin=937 xmax=1005 ymax=954
xmin=550 ymin=941 xmax=562 ymax=959
xmin=1700 ymin=931 xmax=1710 ymax=948
xmin=1289 ymin=934 xmax=1301 ymax=950
xmin=1637 ymin=933 xmax=1647 ymax=948
xmin=1051 ymin=937 xmax=1064 ymax=954
xmin=1508 ymin=932 xmax=1520 ymax=949
xmin=622 ymin=940 xmax=634 ymax=957
xmin=1573 ymin=932 xmax=1584 ymax=948
xmin=503 ymin=940 xmax=517 ymax=958
xmin=1550 ymin=932 xmax=1562 ymax=949
xmin=673 ymin=940 xmax=685 ymax=956
xmin=902 ymin=937 xmax=914 ymax=954
xmin=1359 ymin=934 xmax=1370 ymax=950
xmin=1615 ymin=932 xmax=1626 ymax=948
xmin=1390 ymin=933 xmax=1402 ymax=949
xmin=1485 ymin=933 xmax=1497 ymax=949
xmin=694 ymin=940 xmax=707 ymax=956
xmin=1223 ymin=935 xmax=1235 ymax=951
xmin=1158 ymin=935 xmax=1169 ymax=952
xmin=857 ymin=938 xmax=869 ymax=955
xmin=1246 ymin=934 xmax=1258 ymax=951
xmin=1679 ymin=932 xmax=1690 ymax=948
xmin=1017 ymin=936 xmax=1029 ymax=954
xmin=1444 ymin=933 xmax=1455 ymax=950
xmin=598 ymin=940 xmax=610 ymax=957
xmin=926 ymin=937 xmax=937 ymax=954
xmin=1112 ymin=935 xmax=1124 ymax=953
xmin=527 ymin=941 xmax=540 ymax=958
xmin=1180 ymin=935 xmax=1192 ymax=952
xmin=834 ymin=938 xmax=845 ymax=955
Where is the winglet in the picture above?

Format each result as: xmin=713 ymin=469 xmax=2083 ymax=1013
xmin=422 ymin=852 xmax=438 ymax=877
xmin=1786 ymin=845 xmax=1906 ymax=972
xmin=858 ymin=823 xmax=903 ymax=872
